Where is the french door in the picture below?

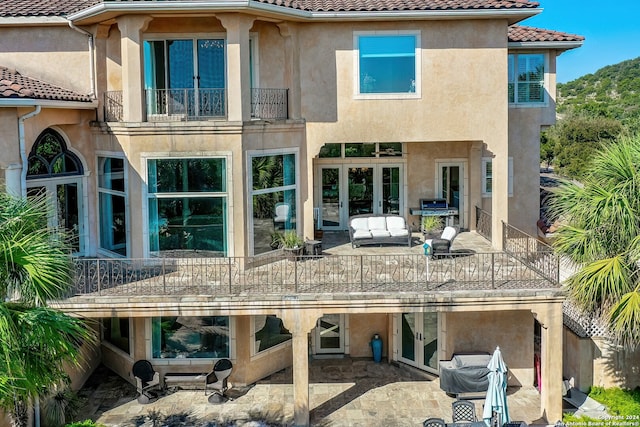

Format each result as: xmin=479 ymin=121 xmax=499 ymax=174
xmin=437 ymin=162 xmax=464 ymax=228
xmin=319 ymin=164 xmax=402 ymax=230
xmin=314 ymin=314 xmax=345 ymax=354
xmin=26 ymin=177 xmax=85 ymax=255
xmin=396 ymin=312 xmax=439 ymax=374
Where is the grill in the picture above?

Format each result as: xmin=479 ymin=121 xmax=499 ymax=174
xmin=410 ymin=198 xmax=459 ymax=227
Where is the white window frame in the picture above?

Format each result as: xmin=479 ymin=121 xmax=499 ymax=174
xmin=508 ymin=52 xmax=548 ymax=107
xmin=353 ymin=30 xmax=421 ymax=100
xmin=482 ymin=157 xmax=514 ymax=197
xmin=247 ymin=148 xmax=300 ymax=256
xmin=96 ymin=152 xmax=129 ymax=258
xmin=141 ymin=152 xmax=233 ymax=258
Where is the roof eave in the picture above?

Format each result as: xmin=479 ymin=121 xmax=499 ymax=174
xmin=0 ymin=99 xmax=97 ymax=109
xmin=508 ymin=40 xmax=584 ymax=51
xmin=68 ymin=1 xmax=541 ymax=24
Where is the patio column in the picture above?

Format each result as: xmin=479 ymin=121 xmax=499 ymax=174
xmin=469 ymin=141 xmax=482 ymax=232
xmin=116 ymin=15 xmax=151 ymax=122
xmin=277 ymin=22 xmax=301 ymax=119
xmin=218 ymin=14 xmax=255 ymax=122
xmin=534 ymin=302 xmax=564 ymax=422
xmin=280 ymin=309 xmax=321 ymax=427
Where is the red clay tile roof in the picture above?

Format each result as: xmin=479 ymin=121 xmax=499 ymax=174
xmin=509 ymin=25 xmax=585 ymax=43
xmin=0 ymin=67 xmax=93 ymax=102
xmin=0 ymin=0 xmax=539 ymax=17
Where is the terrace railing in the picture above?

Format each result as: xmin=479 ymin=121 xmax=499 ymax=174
xmin=251 ymin=88 xmax=288 ymax=120
xmin=71 ymin=251 xmax=560 ymax=297
xmin=104 ymin=91 xmax=123 ymax=122
xmin=502 ymin=221 xmax=560 ymax=284
xmin=145 ymin=88 xmax=226 ymax=121
xmin=475 ymin=206 xmax=491 ymax=240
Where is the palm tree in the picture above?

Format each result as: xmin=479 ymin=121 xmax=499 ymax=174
xmin=0 ymin=192 xmax=94 ymax=427
xmin=547 ymin=135 xmax=640 ymax=348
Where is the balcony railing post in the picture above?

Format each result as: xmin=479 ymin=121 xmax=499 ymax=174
xmin=294 ymin=257 xmax=298 ymax=293
xmin=228 ymin=257 xmax=232 ymax=293
xmin=491 ymin=253 xmax=495 ymax=289
xmin=360 ymin=256 xmax=364 ymax=291
xmin=96 ymin=259 xmax=101 ymax=295
xmin=162 ymin=258 xmax=166 ymax=294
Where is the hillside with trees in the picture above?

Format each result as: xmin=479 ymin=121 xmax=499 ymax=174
xmin=542 ymin=57 xmax=640 ymax=179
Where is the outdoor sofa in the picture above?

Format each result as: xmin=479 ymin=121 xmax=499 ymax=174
xmin=348 ymin=214 xmax=412 ymax=248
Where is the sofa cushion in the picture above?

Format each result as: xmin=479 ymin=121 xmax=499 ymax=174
xmin=368 ymin=216 xmax=387 ymax=231
xmin=371 ymin=229 xmax=391 ymax=238
xmin=350 ymin=217 xmax=370 ymax=231
xmin=386 ymin=216 xmax=406 ymax=230
xmin=353 ymin=230 xmax=373 ymax=239
xmin=389 ymin=228 xmax=409 ymax=237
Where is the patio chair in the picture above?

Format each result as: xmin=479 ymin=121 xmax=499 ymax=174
xmin=132 ymin=359 xmax=161 ymax=404
xmin=273 ymin=202 xmax=291 ymax=229
xmin=205 ymin=358 xmax=233 ymax=403
xmin=423 ymin=417 xmax=446 ymax=427
xmin=452 ymin=399 xmax=477 ymax=422
xmin=424 ymin=226 xmax=457 ymax=259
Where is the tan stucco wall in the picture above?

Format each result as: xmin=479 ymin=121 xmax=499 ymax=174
xmin=563 ymin=328 xmax=640 ymax=392
xmin=0 ymin=26 xmax=93 ymax=95
xmin=444 ymin=310 xmax=534 ymax=386
xmin=348 ymin=313 xmax=389 ymax=358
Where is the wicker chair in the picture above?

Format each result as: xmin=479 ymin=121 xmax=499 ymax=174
xmin=452 ymin=399 xmax=477 ymax=422
xmin=423 ymin=417 xmax=446 ymax=427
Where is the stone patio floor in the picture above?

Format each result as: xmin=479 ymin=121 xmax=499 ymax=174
xmin=76 ymin=358 xmax=549 ymax=427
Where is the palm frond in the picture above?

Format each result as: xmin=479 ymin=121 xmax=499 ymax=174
xmin=609 ymin=290 xmax=640 ymax=349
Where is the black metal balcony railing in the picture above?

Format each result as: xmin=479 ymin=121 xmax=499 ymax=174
xmin=102 ymin=88 xmax=289 ymax=122
xmin=475 ymin=206 xmax=492 ymax=241
xmin=503 ymin=221 xmax=560 ymax=284
xmin=251 ymin=88 xmax=288 ymax=120
xmin=70 ymin=251 xmax=560 ymax=297
xmin=146 ymin=88 xmax=226 ymax=121
xmin=104 ymin=91 xmax=123 ymax=122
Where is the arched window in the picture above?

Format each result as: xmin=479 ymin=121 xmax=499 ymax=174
xmin=27 ymin=129 xmax=83 ymax=179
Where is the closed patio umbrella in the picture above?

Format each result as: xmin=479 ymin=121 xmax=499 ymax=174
xmin=483 ymin=346 xmax=509 ymax=427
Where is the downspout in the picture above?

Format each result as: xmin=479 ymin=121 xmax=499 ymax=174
xmin=68 ymin=21 xmax=96 ymax=99
xmin=18 ymin=106 xmax=41 ymax=198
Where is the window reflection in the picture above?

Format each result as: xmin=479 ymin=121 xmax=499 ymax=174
xmin=254 ymin=315 xmax=292 ymax=353
xmin=152 ymin=316 xmax=229 ymax=359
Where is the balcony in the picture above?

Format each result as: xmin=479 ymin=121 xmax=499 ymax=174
xmin=102 ymin=88 xmax=288 ymax=122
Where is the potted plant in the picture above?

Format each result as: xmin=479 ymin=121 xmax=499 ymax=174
xmin=276 ymin=230 xmax=305 ymax=260
xmin=421 ymin=216 xmax=443 ymax=239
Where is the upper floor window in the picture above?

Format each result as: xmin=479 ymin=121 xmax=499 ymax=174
xmin=144 ymin=38 xmax=226 ymax=117
xmin=508 ymin=53 xmax=545 ymax=104
xmin=98 ymin=156 xmax=128 ymax=256
xmin=482 ymin=157 xmax=514 ymax=197
xmin=355 ymin=32 xmax=420 ymax=98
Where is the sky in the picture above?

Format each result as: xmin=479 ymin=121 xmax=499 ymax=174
xmin=522 ymin=0 xmax=640 ymax=83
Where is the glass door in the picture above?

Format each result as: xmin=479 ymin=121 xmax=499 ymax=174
xmin=398 ymin=312 xmax=438 ymax=373
xmin=438 ymin=162 xmax=463 ymax=228
xmin=27 ymin=178 xmax=84 ymax=255
xmin=347 ymin=166 xmax=374 ymax=217
xmin=315 ymin=314 xmax=344 ymax=354
xmin=380 ymin=166 xmax=401 ymax=215
xmin=320 ymin=167 xmax=343 ymax=229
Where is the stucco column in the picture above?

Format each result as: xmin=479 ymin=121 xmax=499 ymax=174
xmin=468 ymin=141 xmax=482 ymax=232
xmin=534 ymin=302 xmax=564 ymax=422
xmin=116 ymin=16 xmax=151 ymax=122
xmin=490 ymin=144 xmax=509 ymax=249
xmin=94 ymin=24 xmax=111 ymax=122
xmin=219 ymin=14 xmax=255 ymax=122
xmin=280 ymin=309 xmax=321 ymax=427
xmin=278 ymin=23 xmax=301 ymax=120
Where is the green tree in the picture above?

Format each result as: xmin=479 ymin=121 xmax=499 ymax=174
xmin=542 ymin=114 xmax=623 ymax=179
xmin=547 ymin=136 xmax=640 ymax=347
xmin=0 ymin=192 xmax=94 ymax=427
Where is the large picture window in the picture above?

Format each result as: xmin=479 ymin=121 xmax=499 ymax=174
xmin=253 ymin=315 xmax=292 ymax=354
xmin=147 ymin=158 xmax=227 ymax=256
xmin=508 ymin=53 xmax=545 ymax=104
xmin=152 ymin=316 xmax=229 ymax=359
xmin=250 ymin=153 xmax=297 ymax=255
xmin=98 ymin=157 xmax=127 ymax=256
xmin=103 ymin=317 xmax=130 ymax=354
xmin=356 ymin=32 xmax=419 ymax=97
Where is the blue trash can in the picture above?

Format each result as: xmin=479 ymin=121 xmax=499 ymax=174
xmin=423 ymin=242 xmax=431 ymax=256
xmin=371 ymin=333 xmax=383 ymax=363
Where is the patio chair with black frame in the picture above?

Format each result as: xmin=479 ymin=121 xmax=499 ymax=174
xmin=132 ymin=359 xmax=161 ymax=404
xmin=423 ymin=418 xmax=446 ymax=427
xmin=205 ymin=358 xmax=233 ymax=404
